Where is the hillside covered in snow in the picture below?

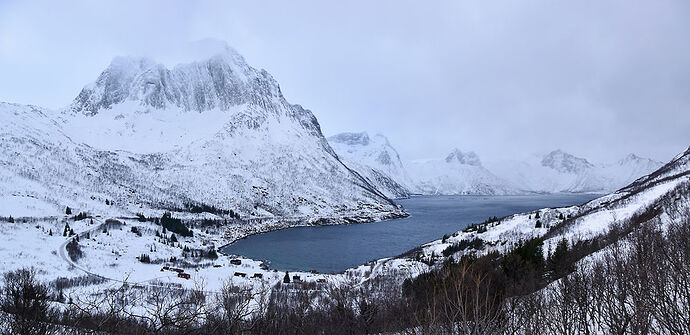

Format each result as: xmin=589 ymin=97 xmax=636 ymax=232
xmin=0 ymin=45 xmax=404 ymax=222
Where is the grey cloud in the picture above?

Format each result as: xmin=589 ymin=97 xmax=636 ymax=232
xmin=0 ymin=0 xmax=688 ymax=163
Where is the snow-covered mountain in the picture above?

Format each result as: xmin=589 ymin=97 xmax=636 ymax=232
xmin=396 ymin=145 xmax=690 ymax=300
xmin=486 ymin=150 xmax=663 ymax=194
xmin=0 ymin=45 xmax=404 ymax=221
xmin=408 ymin=149 xmax=518 ymax=195
xmin=540 ymin=149 xmax=594 ymax=174
xmin=328 ymin=132 xmax=412 ymax=199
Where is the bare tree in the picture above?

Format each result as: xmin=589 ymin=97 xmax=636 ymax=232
xmin=0 ymin=268 xmax=56 ymax=335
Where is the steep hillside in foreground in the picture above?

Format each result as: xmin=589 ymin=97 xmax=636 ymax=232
xmin=0 ymin=45 xmax=404 ymax=222
xmin=328 ymin=132 xmax=412 ymax=199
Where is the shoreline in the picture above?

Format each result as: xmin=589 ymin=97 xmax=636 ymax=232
xmin=216 ymin=209 xmax=409 ymax=257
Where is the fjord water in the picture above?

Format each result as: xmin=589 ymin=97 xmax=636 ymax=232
xmin=222 ymin=194 xmax=599 ymax=273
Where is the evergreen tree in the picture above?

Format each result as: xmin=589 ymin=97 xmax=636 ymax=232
xmin=283 ymin=271 xmax=290 ymax=283
xmin=57 ymin=288 xmax=64 ymax=303
xmin=8 ymin=216 xmax=14 ymax=223
xmin=105 ymin=199 xmax=110 ymax=205
xmin=547 ymin=237 xmax=572 ymax=278
xmin=535 ymin=220 xmax=542 ymax=228
xmin=65 ymin=206 xmax=72 ymax=215
xmin=48 ymin=229 xmax=53 ymax=236
xmin=535 ymin=211 xmax=540 ymax=219
xmin=170 ymin=234 xmax=178 ymax=243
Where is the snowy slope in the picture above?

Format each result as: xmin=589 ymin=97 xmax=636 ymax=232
xmin=407 ymin=149 xmax=519 ymax=195
xmin=0 ymin=45 xmax=404 ymax=221
xmin=328 ymin=132 xmax=412 ymax=199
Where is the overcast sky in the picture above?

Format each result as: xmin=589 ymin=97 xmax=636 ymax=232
xmin=1 ymin=1 xmax=688 ymax=163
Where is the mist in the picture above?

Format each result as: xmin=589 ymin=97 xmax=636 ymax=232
xmin=1 ymin=0 xmax=688 ymax=162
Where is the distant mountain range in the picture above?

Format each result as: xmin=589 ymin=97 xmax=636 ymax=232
xmin=328 ymin=133 xmax=664 ymax=196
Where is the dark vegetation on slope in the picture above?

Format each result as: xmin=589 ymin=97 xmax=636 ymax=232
xmin=1 ymin=207 xmax=688 ymax=334
xmin=66 ymin=238 xmax=83 ymax=262
xmin=1 ymin=182 xmax=686 ymax=334
xmin=159 ymin=213 xmax=193 ymax=238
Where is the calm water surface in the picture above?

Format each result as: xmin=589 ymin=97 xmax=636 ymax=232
xmin=222 ymin=194 xmax=599 ymax=273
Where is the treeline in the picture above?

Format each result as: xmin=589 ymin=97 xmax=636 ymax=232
xmin=1 ymin=195 xmax=688 ymax=333
xmin=1 ymin=214 xmax=688 ymax=334
xmin=165 ymin=202 xmax=241 ymax=218
xmin=135 ymin=213 xmax=194 ymax=237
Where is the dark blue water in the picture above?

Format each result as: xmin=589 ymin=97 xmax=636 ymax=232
xmin=222 ymin=194 xmax=599 ymax=273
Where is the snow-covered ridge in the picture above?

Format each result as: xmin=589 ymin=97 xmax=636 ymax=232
xmin=408 ymin=148 xmax=518 ymax=195
xmin=485 ymin=149 xmax=663 ymax=194
xmin=331 ymin=134 xmax=663 ymax=196
xmin=70 ymin=45 xmax=262 ymax=114
xmin=541 ymin=149 xmax=593 ymax=173
xmin=328 ymin=132 xmax=413 ymax=199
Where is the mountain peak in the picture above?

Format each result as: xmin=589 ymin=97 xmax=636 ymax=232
xmin=328 ymin=132 xmax=371 ymax=146
xmin=70 ymin=45 xmax=276 ymax=115
xmin=618 ymin=153 xmax=662 ymax=166
xmin=445 ymin=148 xmax=481 ymax=166
xmin=541 ymin=149 xmax=593 ymax=173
